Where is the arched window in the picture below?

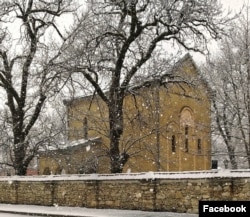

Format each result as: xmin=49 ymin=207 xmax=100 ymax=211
xmin=197 ymin=138 xmax=202 ymax=154
xmin=43 ymin=167 xmax=50 ymax=175
xmin=83 ymin=117 xmax=88 ymax=139
xmin=171 ymin=135 xmax=176 ymax=153
xmin=55 ymin=166 xmax=62 ymax=175
xmin=180 ymin=107 xmax=194 ymax=153
xmin=166 ymin=122 xmax=178 ymax=153
xmin=180 ymin=107 xmax=194 ymax=127
xmin=184 ymin=125 xmax=189 ymax=152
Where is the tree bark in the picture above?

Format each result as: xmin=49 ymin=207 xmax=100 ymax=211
xmin=108 ymin=95 xmax=130 ymax=173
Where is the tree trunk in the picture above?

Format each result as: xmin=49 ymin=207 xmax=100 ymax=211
xmin=108 ymin=98 xmax=129 ymax=173
xmin=14 ymin=146 xmax=27 ymax=175
xmin=15 ymin=163 xmax=28 ymax=176
xmin=13 ymin=132 xmax=30 ymax=176
xmin=227 ymin=144 xmax=238 ymax=169
xmin=247 ymin=154 xmax=250 ymax=168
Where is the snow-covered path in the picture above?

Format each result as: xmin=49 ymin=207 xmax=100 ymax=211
xmin=0 ymin=204 xmax=198 ymax=217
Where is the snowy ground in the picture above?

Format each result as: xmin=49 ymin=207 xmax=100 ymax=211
xmin=0 ymin=214 xmax=43 ymax=217
xmin=0 ymin=204 xmax=198 ymax=217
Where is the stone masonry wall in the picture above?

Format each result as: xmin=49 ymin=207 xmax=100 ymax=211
xmin=0 ymin=171 xmax=250 ymax=214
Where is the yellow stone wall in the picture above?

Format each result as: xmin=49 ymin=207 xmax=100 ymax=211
xmin=38 ymin=138 xmax=109 ymax=175
xmin=1 ymin=174 xmax=250 ymax=214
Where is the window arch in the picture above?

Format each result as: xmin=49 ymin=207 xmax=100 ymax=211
xmin=180 ymin=107 xmax=194 ymax=128
xmin=83 ymin=117 xmax=88 ymax=139
xmin=43 ymin=167 xmax=50 ymax=175
xmin=184 ymin=125 xmax=189 ymax=152
xmin=197 ymin=138 xmax=202 ymax=154
xmin=171 ymin=135 xmax=176 ymax=153
xmin=180 ymin=107 xmax=194 ymax=153
xmin=166 ymin=122 xmax=179 ymax=153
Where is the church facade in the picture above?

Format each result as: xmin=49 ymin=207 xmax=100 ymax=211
xmin=39 ymin=54 xmax=212 ymax=174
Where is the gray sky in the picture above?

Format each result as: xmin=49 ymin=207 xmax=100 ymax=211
xmin=221 ymin=0 xmax=246 ymax=11
xmin=192 ymin=0 xmax=247 ymax=63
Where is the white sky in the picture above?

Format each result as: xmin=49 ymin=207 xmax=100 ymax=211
xmin=221 ymin=0 xmax=246 ymax=11
xmin=192 ymin=0 xmax=248 ymax=64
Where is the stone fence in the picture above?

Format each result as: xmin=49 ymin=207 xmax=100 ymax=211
xmin=0 ymin=170 xmax=250 ymax=214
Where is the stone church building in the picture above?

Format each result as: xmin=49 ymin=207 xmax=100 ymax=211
xmin=39 ymin=54 xmax=212 ymax=174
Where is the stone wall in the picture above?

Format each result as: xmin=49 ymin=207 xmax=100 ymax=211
xmin=0 ymin=171 xmax=250 ymax=214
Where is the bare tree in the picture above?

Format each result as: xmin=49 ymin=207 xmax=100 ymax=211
xmin=205 ymin=5 xmax=250 ymax=169
xmin=62 ymin=0 xmax=228 ymax=173
xmin=0 ymin=0 xmax=78 ymax=175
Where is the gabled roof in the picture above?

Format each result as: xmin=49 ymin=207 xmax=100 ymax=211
xmin=63 ymin=53 xmax=213 ymax=106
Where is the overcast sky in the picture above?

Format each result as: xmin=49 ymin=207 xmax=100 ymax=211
xmin=191 ymin=0 xmax=247 ymax=63
xmin=221 ymin=0 xmax=246 ymax=11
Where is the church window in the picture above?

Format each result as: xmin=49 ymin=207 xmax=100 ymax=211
xmin=184 ymin=125 xmax=189 ymax=152
xmin=180 ymin=107 xmax=194 ymax=153
xmin=197 ymin=138 xmax=202 ymax=154
xmin=171 ymin=135 xmax=176 ymax=153
xmin=43 ymin=167 xmax=51 ymax=175
xmin=83 ymin=117 xmax=88 ymax=139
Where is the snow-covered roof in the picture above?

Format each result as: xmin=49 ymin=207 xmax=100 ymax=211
xmin=0 ymin=169 xmax=250 ymax=182
xmin=39 ymin=137 xmax=101 ymax=152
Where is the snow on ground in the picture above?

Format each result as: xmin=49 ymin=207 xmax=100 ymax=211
xmin=0 ymin=214 xmax=42 ymax=217
xmin=0 ymin=214 xmax=34 ymax=217
xmin=0 ymin=204 xmax=198 ymax=217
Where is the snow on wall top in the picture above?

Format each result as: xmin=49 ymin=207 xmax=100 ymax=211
xmin=0 ymin=170 xmax=250 ymax=182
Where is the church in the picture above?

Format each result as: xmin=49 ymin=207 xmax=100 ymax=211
xmin=39 ymin=54 xmax=212 ymax=174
